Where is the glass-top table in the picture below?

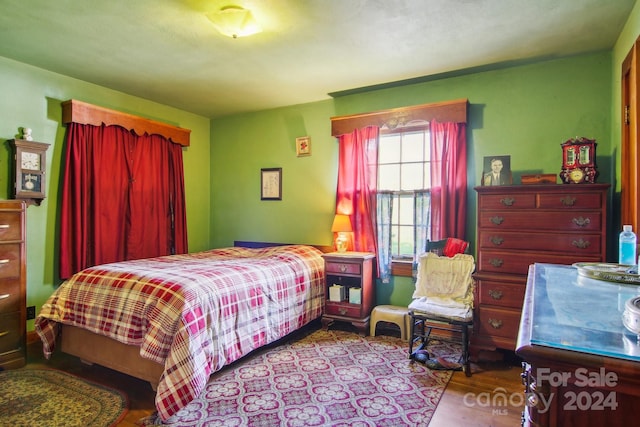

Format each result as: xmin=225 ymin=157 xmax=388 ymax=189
xmin=527 ymin=263 xmax=640 ymax=362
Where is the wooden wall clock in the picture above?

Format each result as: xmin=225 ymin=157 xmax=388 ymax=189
xmin=9 ymin=139 xmax=50 ymax=206
xmin=560 ymin=137 xmax=598 ymax=184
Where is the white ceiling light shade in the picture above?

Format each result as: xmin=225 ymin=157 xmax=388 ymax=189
xmin=206 ymin=6 xmax=262 ymax=38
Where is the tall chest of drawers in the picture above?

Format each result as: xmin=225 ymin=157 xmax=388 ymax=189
xmin=473 ymin=184 xmax=609 ymax=356
xmin=0 ymin=200 xmax=26 ymax=369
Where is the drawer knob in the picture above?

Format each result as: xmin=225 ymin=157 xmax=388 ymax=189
xmin=560 ymin=196 xmax=576 ymax=206
xmin=0 ymin=224 xmax=9 ymax=229
xmin=489 ymin=258 xmax=504 ymax=268
xmin=0 ymin=330 xmax=9 ymax=338
xmin=572 ymin=238 xmax=591 ymax=249
xmin=489 ymin=236 xmax=504 ymax=246
xmin=572 ymin=216 xmax=591 ymax=227
xmin=0 ymin=294 xmax=9 ymax=300
xmin=488 ymin=289 xmax=503 ymax=300
xmin=0 ymin=259 xmax=9 ymax=265
xmin=488 ymin=318 xmax=503 ymax=329
xmin=500 ymin=197 xmax=515 ymax=206
xmin=339 ymin=308 xmax=347 ymax=315
xmin=339 ymin=264 xmax=348 ymax=273
xmin=490 ymin=216 xmax=504 ymax=225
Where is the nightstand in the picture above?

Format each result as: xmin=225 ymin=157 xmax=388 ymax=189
xmin=321 ymin=252 xmax=375 ymax=335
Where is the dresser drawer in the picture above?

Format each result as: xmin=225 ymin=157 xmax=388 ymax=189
xmin=478 ymin=230 xmax=602 ymax=255
xmin=478 ymin=193 xmax=536 ymax=210
xmin=0 ymin=212 xmax=22 ymax=241
xmin=478 ymin=250 xmax=601 ymax=275
xmin=477 ymin=279 xmax=526 ymax=308
xmin=0 ymin=312 xmax=22 ymax=355
xmin=478 ymin=211 xmax=602 ymax=232
xmin=476 ymin=306 xmax=521 ymax=340
xmin=0 ymin=244 xmax=21 ymax=279
xmin=0 ymin=279 xmax=21 ymax=312
xmin=326 ymin=261 xmax=361 ymax=275
xmin=538 ymin=191 xmax=604 ymax=209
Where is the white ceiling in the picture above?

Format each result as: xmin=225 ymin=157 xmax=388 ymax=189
xmin=0 ymin=0 xmax=635 ymax=118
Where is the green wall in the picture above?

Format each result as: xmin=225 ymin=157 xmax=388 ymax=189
xmin=211 ymin=51 xmax=614 ymax=306
xmin=0 ymin=56 xmax=211 ymax=330
xmin=2 ymin=6 xmax=639 ymax=331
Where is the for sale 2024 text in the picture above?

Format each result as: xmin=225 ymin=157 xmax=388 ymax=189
xmin=528 ymin=367 xmax=618 ymax=413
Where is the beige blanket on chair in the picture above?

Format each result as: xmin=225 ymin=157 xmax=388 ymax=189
xmin=410 ymin=252 xmax=475 ymax=320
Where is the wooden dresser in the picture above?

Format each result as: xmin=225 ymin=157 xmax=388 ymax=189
xmin=473 ymin=184 xmax=609 ymax=357
xmin=0 ymin=200 xmax=26 ymax=369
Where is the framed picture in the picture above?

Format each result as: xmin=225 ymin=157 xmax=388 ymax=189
xmin=261 ymin=167 xmax=282 ymax=200
xmin=295 ymin=136 xmax=311 ymax=156
xmin=482 ymin=155 xmax=512 ymax=186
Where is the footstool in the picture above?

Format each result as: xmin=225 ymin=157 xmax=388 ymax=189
xmin=370 ymin=305 xmax=410 ymax=341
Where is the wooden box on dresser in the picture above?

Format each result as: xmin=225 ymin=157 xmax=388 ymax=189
xmin=472 ymin=183 xmax=609 ymax=358
xmin=0 ymin=200 xmax=26 ymax=369
xmin=321 ymin=252 xmax=375 ymax=336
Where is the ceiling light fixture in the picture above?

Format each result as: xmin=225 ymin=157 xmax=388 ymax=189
xmin=206 ymin=5 xmax=262 ymax=39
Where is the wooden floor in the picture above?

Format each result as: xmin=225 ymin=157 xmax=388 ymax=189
xmin=24 ymin=327 xmax=524 ymax=426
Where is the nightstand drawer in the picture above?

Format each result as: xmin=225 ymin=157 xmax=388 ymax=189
xmin=325 ymin=302 xmax=361 ymax=318
xmin=326 ymin=262 xmax=361 ymax=275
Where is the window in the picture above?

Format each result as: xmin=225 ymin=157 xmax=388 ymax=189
xmin=377 ymin=125 xmax=431 ymax=260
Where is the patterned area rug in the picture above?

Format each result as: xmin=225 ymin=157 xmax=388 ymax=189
xmin=140 ymin=329 xmax=459 ymax=426
xmin=0 ymin=368 xmax=127 ymax=427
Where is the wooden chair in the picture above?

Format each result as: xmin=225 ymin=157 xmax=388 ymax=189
xmin=408 ymin=239 xmax=474 ymax=376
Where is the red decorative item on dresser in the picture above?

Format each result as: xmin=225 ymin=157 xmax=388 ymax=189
xmin=472 ymin=184 xmax=609 ymax=358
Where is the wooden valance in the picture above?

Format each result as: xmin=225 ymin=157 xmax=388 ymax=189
xmin=61 ymin=99 xmax=191 ymax=146
xmin=330 ymin=98 xmax=468 ymax=137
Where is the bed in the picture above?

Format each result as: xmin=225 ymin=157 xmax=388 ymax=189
xmin=35 ymin=243 xmax=326 ymax=422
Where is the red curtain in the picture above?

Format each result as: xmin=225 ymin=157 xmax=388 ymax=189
xmin=59 ymin=123 xmax=188 ymax=279
xmin=429 ymin=120 xmax=467 ymax=240
xmin=336 ymin=126 xmax=379 ymax=253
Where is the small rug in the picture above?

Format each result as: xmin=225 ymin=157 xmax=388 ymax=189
xmin=140 ymin=329 xmax=459 ymax=426
xmin=0 ymin=368 xmax=128 ymax=427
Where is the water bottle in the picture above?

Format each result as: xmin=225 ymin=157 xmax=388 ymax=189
xmin=619 ymin=225 xmax=637 ymax=265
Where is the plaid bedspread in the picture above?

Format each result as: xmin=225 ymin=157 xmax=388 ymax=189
xmin=35 ymin=244 xmax=325 ymax=421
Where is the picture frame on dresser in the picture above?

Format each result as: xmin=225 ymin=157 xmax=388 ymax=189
xmin=482 ymin=155 xmax=512 ymax=186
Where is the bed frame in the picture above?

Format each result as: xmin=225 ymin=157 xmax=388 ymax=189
xmin=58 ymin=241 xmax=333 ymax=389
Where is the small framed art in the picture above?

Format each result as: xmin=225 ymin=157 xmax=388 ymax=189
xmin=482 ymin=155 xmax=512 ymax=186
xmin=261 ymin=167 xmax=282 ymax=200
xmin=295 ymin=136 xmax=311 ymax=156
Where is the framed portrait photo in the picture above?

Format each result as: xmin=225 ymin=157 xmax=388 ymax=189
xmin=482 ymin=155 xmax=512 ymax=186
xmin=295 ymin=136 xmax=311 ymax=157
xmin=261 ymin=167 xmax=282 ymax=200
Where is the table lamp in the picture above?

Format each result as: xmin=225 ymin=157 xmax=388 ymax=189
xmin=331 ymin=214 xmax=352 ymax=253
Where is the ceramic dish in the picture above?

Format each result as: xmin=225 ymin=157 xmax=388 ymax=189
xmin=573 ymin=262 xmax=640 ymax=285
xmin=622 ymin=296 xmax=640 ymax=336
